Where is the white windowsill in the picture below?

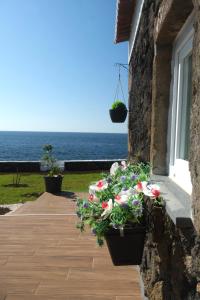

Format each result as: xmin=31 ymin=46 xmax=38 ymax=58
xmin=151 ymin=175 xmax=193 ymax=228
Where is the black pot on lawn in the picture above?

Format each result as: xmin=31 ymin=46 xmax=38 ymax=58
xmin=109 ymin=107 xmax=128 ymax=123
xmin=44 ymin=176 xmax=63 ymax=194
xmin=105 ymin=225 xmax=146 ymax=266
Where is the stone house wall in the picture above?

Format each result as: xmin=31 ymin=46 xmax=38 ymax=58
xmin=128 ymin=0 xmax=200 ymax=299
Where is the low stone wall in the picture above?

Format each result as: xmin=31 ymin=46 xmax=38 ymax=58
xmin=0 ymin=160 xmax=123 ymax=173
xmin=64 ymin=160 xmax=123 ymax=172
xmin=0 ymin=161 xmax=41 ymax=172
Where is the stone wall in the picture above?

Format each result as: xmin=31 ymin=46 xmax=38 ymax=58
xmin=190 ymin=0 xmax=200 ymax=234
xmin=142 ymin=207 xmax=198 ymax=299
xmin=128 ymin=0 xmax=200 ymax=299
xmin=0 ymin=160 xmax=121 ymax=173
xmin=128 ymin=0 xmax=162 ymax=163
xmin=0 ymin=161 xmax=41 ymax=172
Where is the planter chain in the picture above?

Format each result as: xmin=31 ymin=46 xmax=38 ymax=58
xmin=113 ymin=64 xmax=126 ymax=105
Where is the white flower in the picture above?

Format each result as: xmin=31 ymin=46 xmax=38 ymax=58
xmin=101 ymin=199 xmax=113 ymax=217
xmin=95 ymin=180 xmax=108 ymax=191
xmin=89 ymin=184 xmax=96 ymax=195
xmin=114 ymin=194 xmax=129 ymax=205
xmin=143 ymin=184 xmax=160 ymax=199
xmin=121 ymin=160 xmax=127 ymax=170
xmin=110 ymin=162 xmax=119 ymax=176
xmin=89 ymin=180 xmax=108 ymax=194
xmin=134 ymin=181 xmax=148 ymax=193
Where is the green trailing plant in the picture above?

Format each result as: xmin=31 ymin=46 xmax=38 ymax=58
xmin=76 ymin=161 xmax=164 ymax=246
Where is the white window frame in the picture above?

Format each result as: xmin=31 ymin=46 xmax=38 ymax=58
xmin=169 ymin=13 xmax=194 ymax=195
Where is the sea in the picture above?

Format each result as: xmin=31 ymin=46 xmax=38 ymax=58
xmin=0 ymin=131 xmax=128 ymax=161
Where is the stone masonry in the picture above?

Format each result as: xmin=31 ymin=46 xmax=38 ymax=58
xmin=128 ymin=0 xmax=200 ymax=299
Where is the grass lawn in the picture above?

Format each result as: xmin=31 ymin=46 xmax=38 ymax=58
xmin=0 ymin=172 xmax=102 ymax=205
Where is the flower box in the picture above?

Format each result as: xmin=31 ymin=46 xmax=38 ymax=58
xmin=105 ymin=225 xmax=146 ymax=265
xmin=76 ymin=161 xmax=163 ymax=265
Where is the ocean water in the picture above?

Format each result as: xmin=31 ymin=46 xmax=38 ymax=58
xmin=0 ymin=131 xmax=128 ymax=161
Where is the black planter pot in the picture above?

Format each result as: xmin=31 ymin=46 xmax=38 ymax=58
xmin=109 ymin=108 xmax=127 ymax=123
xmin=44 ymin=176 xmax=63 ymax=194
xmin=105 ymin=225 xmax=146 ymax=266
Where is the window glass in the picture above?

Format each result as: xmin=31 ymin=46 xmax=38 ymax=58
xmin=169 ymin=13 xmax=194 ymax=195
xmin=178 ymin=53 xmax=192 ymax=160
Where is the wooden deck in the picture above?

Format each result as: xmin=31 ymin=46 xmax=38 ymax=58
xmin=0 ymin=193 xmax=143 ymax=300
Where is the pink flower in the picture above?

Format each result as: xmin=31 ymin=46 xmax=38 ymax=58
xmin=114 ymin=194 xmax=128 ymax=205
xmin=134 ymin=181 xmax=147 ymax=193
xmin=89 ymin=180 xmax=108 ymax=194
xmin=88 ymin=194 xmax=94 ymax=202
xmin=95 ymin=180 xmax=108 ymax=191
xmin=101 ymin=199 xmax=113 ymax=217
xmin=151 ymin=188 xmax=160 ymax=198
xmin=143 ymin=184 xmax=161 ymax=199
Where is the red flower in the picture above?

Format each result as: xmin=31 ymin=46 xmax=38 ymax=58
xmin=102 ymin=202 xmax=108 ymax=209
xmin=97 ymin=180 xmax=104 ymax=188
xmin=152 ymin=188 xmax=160 ymax=198
xmin=115 ymin=195 xmax=121 ymax=201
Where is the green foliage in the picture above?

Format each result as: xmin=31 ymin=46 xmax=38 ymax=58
xmin=111 ymin=100 xmax=127 ymax=110
xmin=76 ymin=161 xmax=163 ymax=246
xmin=41 ymin=144 xmax=61 ymax=176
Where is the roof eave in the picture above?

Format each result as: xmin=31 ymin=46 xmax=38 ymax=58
xmin=114 ymin=0 xmax=136 ymax=44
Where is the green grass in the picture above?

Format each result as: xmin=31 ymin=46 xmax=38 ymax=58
xmin=0 ymin=172 xmax=102 ymax=205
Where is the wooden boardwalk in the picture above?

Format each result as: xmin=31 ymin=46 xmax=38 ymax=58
xmin=0 ymin=193 xmax=143 ymax=300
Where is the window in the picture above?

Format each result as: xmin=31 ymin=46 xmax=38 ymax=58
xmin=169 ymin=14 xmax=194 ymax=195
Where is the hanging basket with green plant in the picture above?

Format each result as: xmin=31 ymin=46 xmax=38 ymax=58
xmin=109 ymin=64 xmax=128 ymax=123
xmin=109 ymin=99 xmax=128 ymax=123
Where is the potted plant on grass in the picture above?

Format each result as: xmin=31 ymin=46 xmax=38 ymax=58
xmin=41 ymin=144 xmax=63 ymax=194
xmin=109 ymin=100 xmax=127 ymax=123
xmin=76 ymin=161 xmax=163 ymax=265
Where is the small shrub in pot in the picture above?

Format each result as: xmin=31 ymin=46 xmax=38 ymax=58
xmin=41 ymin=144 xmax=63 ymax=194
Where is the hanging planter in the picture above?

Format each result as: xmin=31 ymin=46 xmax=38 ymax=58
xmin=109 ymin=100 xmax=128 ymax=123
xmin=110 ymin=64 xmax=128 ymax=123
xmin=105 ymin=225 xmax=146 ymax=266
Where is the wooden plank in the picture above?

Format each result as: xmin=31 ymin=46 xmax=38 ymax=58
xmin=0 ymin=193 xmax=142 ymax=299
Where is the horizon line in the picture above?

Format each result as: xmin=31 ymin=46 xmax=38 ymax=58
xmin=0 ymin=130 xmax=128 ymax=135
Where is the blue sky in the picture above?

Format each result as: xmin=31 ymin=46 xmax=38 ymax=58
xmin=0 ymin=0 xmax=128 ymax=133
